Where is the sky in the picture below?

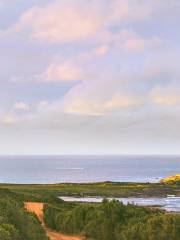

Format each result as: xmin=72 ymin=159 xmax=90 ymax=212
xmin=0 ymin=0 xmax=180 ymax=155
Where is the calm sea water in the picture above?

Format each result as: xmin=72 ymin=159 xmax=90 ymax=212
xmin=0 ymin=155 xmax=179 ymax=184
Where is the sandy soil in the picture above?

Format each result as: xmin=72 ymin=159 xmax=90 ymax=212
xmin=25 ymin=202 xmax=82 ymax=240
xmin=25 ymin=202 xmax=44 ymax=222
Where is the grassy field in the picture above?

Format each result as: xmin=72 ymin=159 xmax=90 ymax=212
xmin=0 ymin=180 xmax=179 ymax=201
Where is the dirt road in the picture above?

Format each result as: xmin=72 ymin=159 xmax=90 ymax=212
xmin=25 ymin=202 xmax=82 ymax=240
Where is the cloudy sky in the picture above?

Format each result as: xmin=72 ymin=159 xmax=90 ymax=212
xmin=0 ymin=0 xmax=180 ymax=155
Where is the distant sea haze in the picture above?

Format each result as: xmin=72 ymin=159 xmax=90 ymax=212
xmin=0 ymin=155 xmax=179 ymax=184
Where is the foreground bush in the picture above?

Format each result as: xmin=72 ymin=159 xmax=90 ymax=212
xmin=118 ymin=214 xmax=180 ymax=240
xmin=0 ymin=190 xmax=48 ymax=240
xmin=44 ymin=199 xmax=180 ymax=240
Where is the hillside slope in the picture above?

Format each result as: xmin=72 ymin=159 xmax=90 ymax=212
xmin=161 ymin=174 xmax=180 ymax=184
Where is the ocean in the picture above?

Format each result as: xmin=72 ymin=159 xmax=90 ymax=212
xmin=0 ymin=155 xmax=179 ymax=184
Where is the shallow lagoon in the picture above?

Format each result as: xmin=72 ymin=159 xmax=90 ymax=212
xmin=60 ymin=196 xmax=180 ymax=212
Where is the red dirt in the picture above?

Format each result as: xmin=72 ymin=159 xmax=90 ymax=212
xmin=25 ymin=202 xmax=83 ymax=240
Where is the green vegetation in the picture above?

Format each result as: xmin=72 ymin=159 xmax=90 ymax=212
xmin=44 ymin=199 xmax=180 ymax=240
xmin=0 ymin=189 xmax=48 ymax=240
xmin=0 ymin=181 xmax=180 ymax=240
xmin=0 ymin=180 xmax=179 ymax=199
xmin=119 ymin=214 xmax=180 ymax=240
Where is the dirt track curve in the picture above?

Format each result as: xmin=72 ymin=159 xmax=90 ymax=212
xmin=25 ymin=202 xmax=83 ymax=240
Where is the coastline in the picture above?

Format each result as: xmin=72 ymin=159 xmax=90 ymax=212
xmin=0 ymin=180 xmax=179 ymax=198
xmin=1 ymin=178 xmax=179 ymax=240
xmin=1 ymin=174 xmax=179 ymax=212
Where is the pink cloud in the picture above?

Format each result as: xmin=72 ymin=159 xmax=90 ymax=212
xmin=10 ymin=0 xmax=152 ymax=44
xmin=42 ymin=62 xmax=85 ymax=82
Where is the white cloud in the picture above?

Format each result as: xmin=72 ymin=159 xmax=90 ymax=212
xmin=38 ymin=100 xmax=50 ymax=108
xmin=105 ymin=93 xmax=144 ymax=109
xmin=62 ymin=90 xmax=144 ymax=116
xmin=12 ymin=0 xmax=104 ymax=43
xmin=121 ymin=36 xmax=161 ymax=53
xmin=61 ymin=81 xmax=106 ymax=116
xmin=9 ymin=0 xmax=153 ymax=44
xmin=14 ymin=101 xmax=29 ymax=111
xmin=103 ymin=29 xmax=162 ymax=53
xmin=151 ymin=86 xmax=180 ymax=106
xmin=10 ymin=60 xmax=86 ymax=84
xmin=42 ymin=62 xmax=85 ymax=82
xmin=1 ymin=115 xmax=17 ymax=125
xmin=61 ymin=76 xmax=145 ymax=116
xmin=59 ymin=58 xmax=180 ymax=116
xmin=94 ymin=45 xmax=109 ymax=56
